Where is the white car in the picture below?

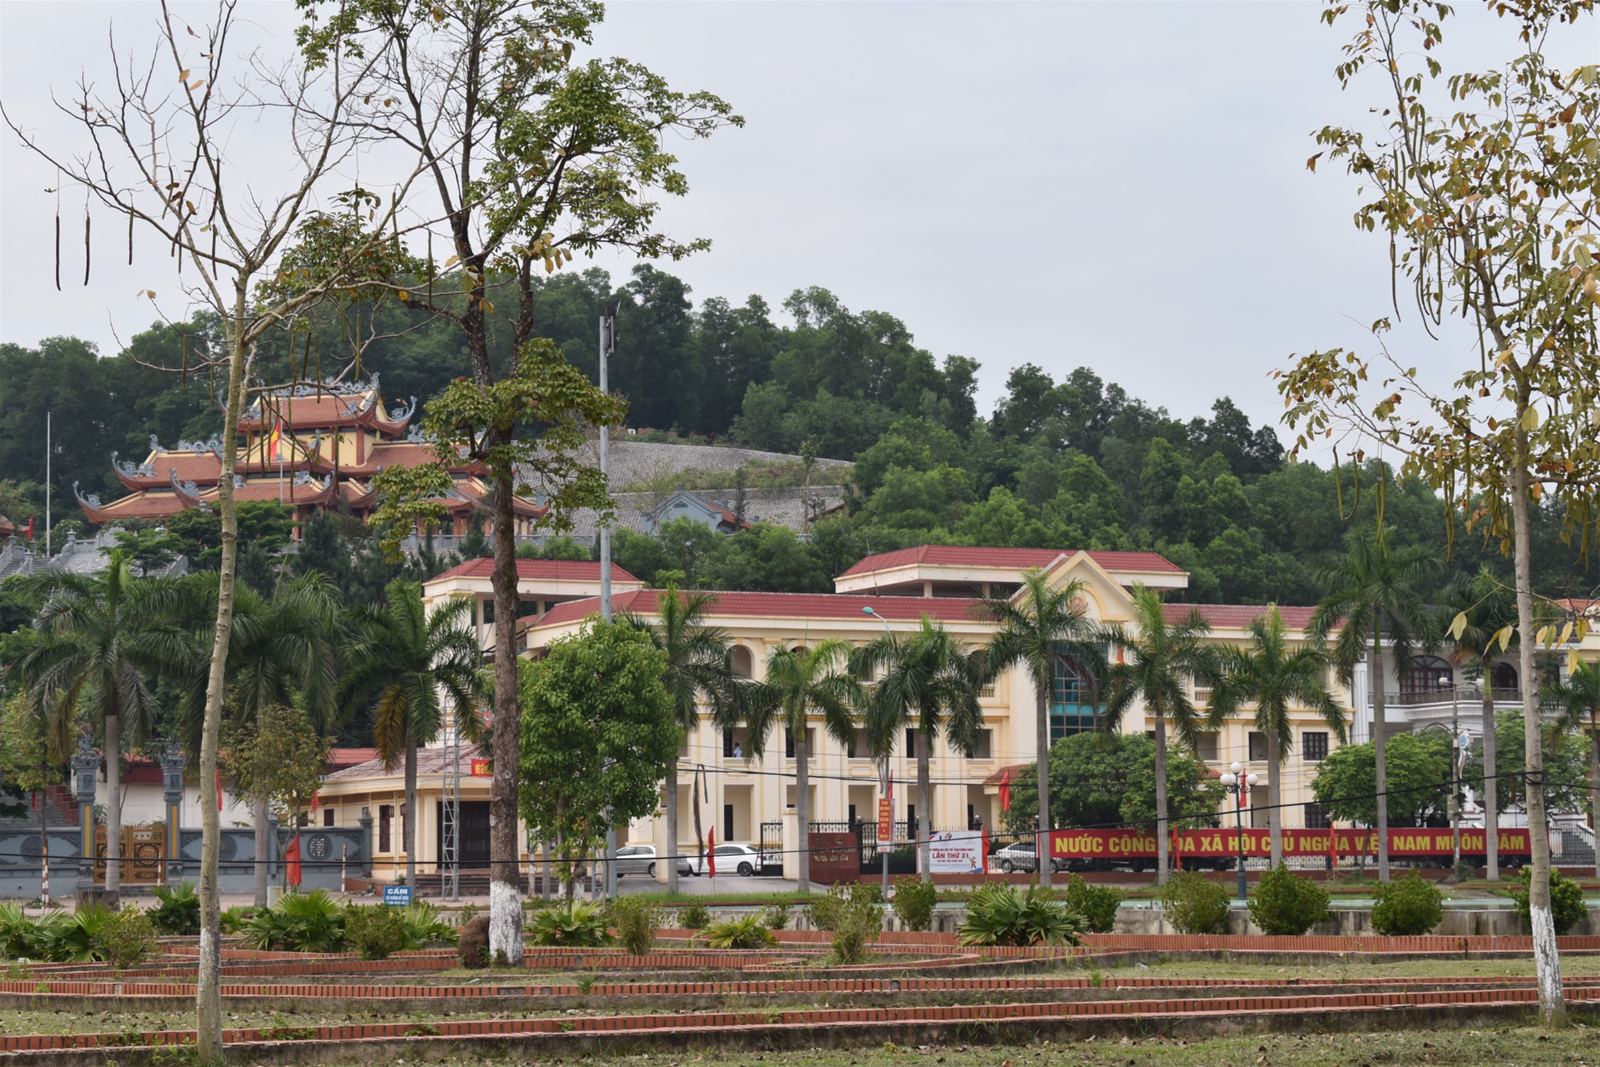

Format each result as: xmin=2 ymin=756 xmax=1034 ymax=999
xmin=991 ymin=840 xmax=1064 ymax=874
xmin=678 ymin=843 xmax=764 ymax=877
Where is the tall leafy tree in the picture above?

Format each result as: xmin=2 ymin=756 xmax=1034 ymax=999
xmin=1544 ymin=662 xmax=1600 ymax=880
xmin=1098 ymin=587 xmax=1218 ymax=884
xmin=1440 ymin=568 xmax=1519 ymax=880
xmin=302 ymin=0 xmax=741 ymax=964
xmin=742 ymin=640 xmax=859 ymax=892
xmin=855 ymin=618 xmax=984 ymax=882
xmin=1276 ymin=0 xmax=1597 ymax=1021
xmin=339 ymin=582 xmax=485 ymax=887
xmin=626 ymin=584 xmax=741 ymax=892
xmin=15 ymin=550 xmax=187 ymax=893
xmin=1212 ymin=606 xmax=1346 ymax=866
xmin=1311 ymin=535 xmax=1440 ymax=881
xmin=980 ymin=572 xmax=1103 ymax=886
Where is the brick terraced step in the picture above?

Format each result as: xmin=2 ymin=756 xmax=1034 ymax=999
xmin=4 ymin=985 xmax=1600 ymax=1054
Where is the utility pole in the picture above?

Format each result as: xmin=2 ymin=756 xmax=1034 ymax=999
xmin=597 ymin=305 xmax=618 ymax=898
xmin=45 ymin=411 xmax=51 ymax=556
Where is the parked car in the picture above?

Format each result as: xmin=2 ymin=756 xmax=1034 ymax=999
xmin=678 ymin=843 xmax=765 ymax=877
xmin=613 ymin=844 xmax=659 ymax=878
xmin=990 ymin=840 xmax=1064 ymax=874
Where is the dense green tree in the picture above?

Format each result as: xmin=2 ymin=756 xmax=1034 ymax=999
xmin=1544 ymin=664 xmax=1600 ymax=879
xmin=1002 ymin=732 xmax=1222 ymax=838
xmin=1310 ymin=731 xmax=1452 ymax=829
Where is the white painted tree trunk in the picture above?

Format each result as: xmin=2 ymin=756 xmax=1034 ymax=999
xmin=916 ymin=727 xmax=933 ymax=883
xmin=795 ymin=733 xmax=811 ymax=893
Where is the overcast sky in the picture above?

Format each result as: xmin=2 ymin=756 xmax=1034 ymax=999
xmin=2 ymin=1 xmax=1591 ymax=440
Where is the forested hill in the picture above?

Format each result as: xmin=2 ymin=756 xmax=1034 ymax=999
xmin=1 ymin=263 xmax=1594 ymax=606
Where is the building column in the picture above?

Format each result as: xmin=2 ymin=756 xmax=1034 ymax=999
xmin=160 ymin=741 xmax=187 ymax=885
xmin=71 ymin=736 xmax=98 ymax=895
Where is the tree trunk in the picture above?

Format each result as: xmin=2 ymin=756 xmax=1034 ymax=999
xmin=487 ymin=454 xmax=524 ymax=965
xmin=196 ymin=309 xmax=248 ymax=1060
xmin=1483 ymin=683 xmax=1499 ymax=880
xmin=692 ymin=773 xmax=704 ymax=881
xmin=915 ymin=725 xmax=932 ymax=883
xmin=104 ymin=712 xmax=120 ymax=894
xmin=405 ymin=729 xmax=418 ymax=887
xmin=1036 ymin=679 xmax=1052 ymax=887
xmin=1591 ymin=710 xmax=1598 ymax=882
xmin=38 ymin=788 xmax=48 ymax=903
xmin=252 ymin=794 xmax=270 ymax=907
xmin=1153 ymin=706 xmax=1170 ymax=885
xmin=664 ymin=762 xmax=680 ymax=892
xmin=795 ymin=731 xmax=810 ymax=893
xmin=1372 ymin=617 xmax=1391 ymax=882
xmin=1267 ymin=723 xmax=1283 ymax=866
xmin=1511 ymin=428 xmax=1564 ymax=1023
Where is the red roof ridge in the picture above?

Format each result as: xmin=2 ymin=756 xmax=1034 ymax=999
xmin=839 ymin=545 xmax=1183 ymax=577
xmin=429 ymin=557 xmax=641 ymax=584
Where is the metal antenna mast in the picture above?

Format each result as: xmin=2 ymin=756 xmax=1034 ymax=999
xmin=441 ymin=698 xmax=461 ymax=901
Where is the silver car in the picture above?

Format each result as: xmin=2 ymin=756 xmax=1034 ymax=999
xmin=991 ymin=840 xmax=1064 ymax=874
xmin=613 ymin=844 xmax=659 ymax=878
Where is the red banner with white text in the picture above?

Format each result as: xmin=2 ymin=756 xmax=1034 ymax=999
xmin=1048 ymin=826 xmax=1530 ymax=860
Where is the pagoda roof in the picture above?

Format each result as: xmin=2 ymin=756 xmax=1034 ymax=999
xmin=239 ymin=378 xmax=416 ymax=435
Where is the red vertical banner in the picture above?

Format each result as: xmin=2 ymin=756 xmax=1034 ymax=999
xmin=877 ymin=797 xmax=893 ymax=844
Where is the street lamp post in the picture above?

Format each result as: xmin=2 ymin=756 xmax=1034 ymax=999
xmin=1218 ymin=761 xmax=1259 ymax=902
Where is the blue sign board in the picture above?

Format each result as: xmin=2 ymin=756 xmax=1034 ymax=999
xmin=384 ymin=884 xmax=412 ymax=907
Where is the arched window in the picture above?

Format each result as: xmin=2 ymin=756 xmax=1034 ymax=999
xmin=1049 ymin=653 xmax=1098 ymax=740
xmin=1400 ymin=655 xmax=1453 ymax=699
xmin=730 ymin=645 xmax=754 ymax=680
xmin=1490 ymin=661 xmax=1518 ymax=695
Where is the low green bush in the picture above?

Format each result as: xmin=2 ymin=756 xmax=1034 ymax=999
xmin=1370 ymin=871 xmax=1444 ymax=936
xmin=95 ymin=908 xmax=158 ymax=968
xmin=607 ymin=895 xmax=663 ymax=956
xmin=398 ymin=901 xmax=456 ymax=946
xmin=1064 ymin=874 xmax=1123 ymax=934
xmin=958 ymin=883 xmax=1086 ymax=947
xmin=825 ymin=884 xmax=883 ymax=964
xmin=701 ymin=914 xmax=777 ymax=949
xmin=241 ymin=890 xmax=346 ymax=952
xmin=1513 ymin=867 xmax=1588 ymax=935
xmin=678 ymin=902 xmax=711 ymax=930
xmin=219 ymin=906 xmax=258 ymax=935
xmin=343 ymin=906 xmax=409 ymax=960
xmin=527 ymin=900 xmax=612 ymax=947
xmin=1247 ymin=864 xmax=1331 ymax=936
xmin=891 ymin=876 xmax=939 ymax=932
xmin=759 ymin=903 xmax=791 ymax=930
xmin=149 ymin=882 xmax=201 ymax=936
xmin=1159 ymin=870 xmax=1230 ymax=935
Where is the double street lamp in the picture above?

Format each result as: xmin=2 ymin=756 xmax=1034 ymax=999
xmin=1217 ymin=762 xmax=1259 ymax=902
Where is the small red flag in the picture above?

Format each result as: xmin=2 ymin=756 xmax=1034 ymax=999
xmin=998 ymin=769 xmax=1011 ymax=813
xmin=286 ymin=834 xmax=302 ymax=887
xmin=24 ymin=516 xmax=33 ymax=541
xmin=311 ymin=790 xmax=319 ymax=813
xmin=706 ymin=828 xmax=716 ymax=878
xmin=981 ymin=824 xmax=990 ymax=874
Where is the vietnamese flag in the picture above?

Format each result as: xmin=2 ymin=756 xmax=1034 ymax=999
xmin=24 ymin=516 xmax=33 ymax=541
xmin=998 ymin=769 xmax=1011 ymax=813
xmin=706 ymin=828 xmax=716 ymax=878
xmin=286 ymin=834 xmax=302 ymax=887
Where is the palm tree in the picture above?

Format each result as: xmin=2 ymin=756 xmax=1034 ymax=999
xmin=1311 ymin=535 xmax=1440 ymax=881
xmin=1440 ymin=568 xmax=1518 ymax=881
xmin=1544 ymin=661 xmax=1600 ymax=880
xmin=1211 ymin=606 xmax=1346 ymax=866
xmin=339 ymin=581 xmax=484 ymax=887
xmin=1098 ymin=586 xmax=1218 ymax=885
xmin=626 ymin=583 xmax=742 ymax=893
xmin=743 ymin=639 xmax=860 ymax=893
xmin=856 ymin=618 xmax=985 ymax=882
xmin=172 ymin=573 xmax=344 ymax=906
xmin=980 ymin=572 xmax=1103 ymax=887
xmin=16 ymin=550 xmax=188 ymax=894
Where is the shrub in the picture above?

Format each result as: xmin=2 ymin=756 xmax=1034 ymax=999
xmin=457 ymin=903 xmax=480 ymax=926
xmin=759 ymin=903 xmax=791 ymax=930
xmin=958 ymin=883 xmax=1085 ymax=947
xmin=527 ymin=900 xmax=612 ymax=947
xmin=803 ymin=893 xmax=841 ymax=931
xmin=1159 ymin=870 xmax=1231 ymax=935
xmin=242 ymin=890 xmax=346 ymax=952
xmin=701 ymin=914 xmax=777 ymax=949
xmin=678 ymin=902 xmax=711 ymax=930
xmin=0 ymin=902 xmax=53 ymax=960
xmin=398 ymin=901 xmax=456 ymax=946
xmin=343 ymin=906 xmax=409 ymax=960
xmin=826 ymin=884 xmax=884 ymax=964
xmin=149 ymin=881 xmax=201 ymax=936
xmin=607 ymin=895 xmax=663 ymax=956
xmin=1513 ymin=867 xmax=1589 ymax=935
xmin=1370 ymin=871 xmax=1445 ymax=936
xmin=219 ymin=906 xmax=258 ymax=935
xmin=1247 ymin=864 xmax=1331 ymax=936
xmin=892 ymin=876 xmax=939 ymax=933
xmin=1063 ymin=874 xmax=1123 ymax=934
xmin=47 ymin=906 xmax=117 ymax=962
xmin=95 ymin=908 xmax=159 ymax=968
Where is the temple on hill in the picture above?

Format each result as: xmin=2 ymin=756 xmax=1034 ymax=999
xmin=73 ymin=377 xmax=547 ymax=538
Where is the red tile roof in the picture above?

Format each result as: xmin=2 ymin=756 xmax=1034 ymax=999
xmin=324 ymin=744 xmax=482 ymax=781
xmin=528 ymin=589 xmax=992 ymax=634
xmin=1162 ymin=603 xmax=1323 ymax=630
xmin=429 ymin=557 xmax=641 ymax=583
xmin=838 ymin=545 xmax=1183 ymax=578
